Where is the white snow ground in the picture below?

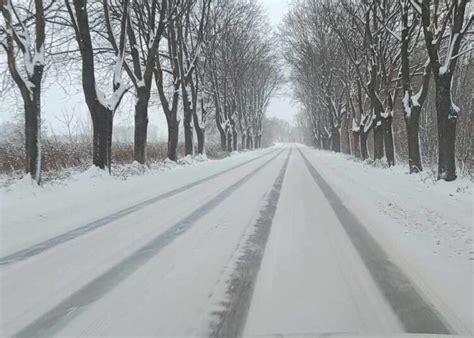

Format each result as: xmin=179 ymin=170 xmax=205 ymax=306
xmin=0 ymin=143 xmax=472 ymax=337
xmin=296 ymin=147 xmax=473 ymax=335
xmin=0 ymin=147 xmax=274 ymax=257
xmin=245 ymin=148 xmax=402 ymax=335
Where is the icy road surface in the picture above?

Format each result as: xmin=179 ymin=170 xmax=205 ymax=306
xmin=0 ymin=144 xmax=471 ymax=337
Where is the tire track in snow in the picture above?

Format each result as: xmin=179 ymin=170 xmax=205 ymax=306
xmin=0 ymin=148 xmax=278 ymax=266
xmin=209 ymin=146 xmax=292 ymax=338
xmin=297 ymin=147 xmax=452 ymax=335
xmin=13 ymin=149 xmax=286 ymax=338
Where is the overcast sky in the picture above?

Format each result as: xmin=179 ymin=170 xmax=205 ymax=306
xmin=258 ymin=0 xmax=295 ymax=125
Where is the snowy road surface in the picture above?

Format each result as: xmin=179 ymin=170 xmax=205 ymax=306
xmin=1 ymin=144 xmax=471 ymax=337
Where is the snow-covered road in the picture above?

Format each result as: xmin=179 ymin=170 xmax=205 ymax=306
xmin=1 ymin=144 xmax=471 ymax=337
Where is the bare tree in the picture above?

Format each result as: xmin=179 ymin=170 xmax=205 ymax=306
xmin=176 ymin=0 xmax=210 ymax=156
xmin=400 ymin=0 xmax=431 ymax=173
xmin=1 ymin=0 xmax=53 ymax=183
xmin=206 ymin=0 xmax=280 ymax=152
xmin=154 ymin=0 xmax=182 ymax=161
xmin=116 ymin=0 xmax=169 ymax=164
xmin=65 ymin=0 xmax=130 ymax=171
xmin=416 ymin=0 xmax=472 ymax=180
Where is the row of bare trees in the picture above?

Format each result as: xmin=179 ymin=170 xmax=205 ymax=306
xmin=283 ymin=0 xmax=472 ymax=181
xmin=201 ymin=0 xmax=281 ymax=153
xmin=1 ymin=0 xmax=281 ymax=184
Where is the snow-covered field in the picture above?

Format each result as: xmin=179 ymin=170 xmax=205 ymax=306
xmin=0 ymin=143 xmax=472 ymax=337
xmin=0 ymin=148 xmax=274 ymax=257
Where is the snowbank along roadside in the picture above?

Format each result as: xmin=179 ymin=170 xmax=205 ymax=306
xmin=0 ymin=147 xmax=278 ymax=257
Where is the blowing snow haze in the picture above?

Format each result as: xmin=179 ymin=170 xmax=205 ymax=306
xmin=0 ymin=0 xmax=473 ymax=337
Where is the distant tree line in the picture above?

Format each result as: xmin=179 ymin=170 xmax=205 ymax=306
xmin=282 ymin=0 xmax=472 ymax=181
xmin=0 ymin=0 xmax=281 ymax=184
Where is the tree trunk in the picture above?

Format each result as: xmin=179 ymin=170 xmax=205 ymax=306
xmin=24 ymin=93 xmax=41 ymax=183
xmin=352 ymin=130 xmax=360 ymax=158
xmin=196 ymin=130 xmax=205 ymax=155
xmin=167 ymin=117 xmax=179 ymax=161
xmin=183 ymin=87 xmax=193 ymax=156
xmin=405 ymin=106 xmax=422 ymax=173
xmin=233 ymin=129 xmax=238 ymax=151
xmin=373 ymin=122 xmax=384 ymax=160
xmin=331 ymin=127 xmax=341 ymax=152
xmin=436 ymin=74 xmax=457 ymax=181
xmin=107 ymin=112 xmax=113 ymax=174
xmin=220 ymin=131 xmax=227 ymax=151
xmin=226 ymin=130 xmax=233 ymax=152
xmin=322 ymin=133 xmax=330 ymax=150
xmin=3 ymin=0 xmax=45 ymax=184
xmin=193 ymin=115 xmax=205 ymax=155
xmin=246 ymin=128 xmax=252 ymax=149
xmin=92 ymin=107 xmax=113 ymax=170
xmin=316 ymin=133 xmax=322 ymax=148
xmin=340 ymin=117 xmax=351 ymax=154
xmin=360 ymin=131 xmax=369 ymax=160
xmin=24 ymin=66 xmax=43 ymax=183
xmin=134 ymin=87 xmax=150 ymax=164
xmin=241 ymin=133 xmax=246 ymax=150
xmin=216 ymin=112 xmax=226 ymax=151
xmin=382 ymin=116 xmax=395 ymax=166
xmin=68 ymin=0 xmax=124 ymax=172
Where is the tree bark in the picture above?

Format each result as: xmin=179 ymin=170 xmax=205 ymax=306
xmin=91 ymin=106 xmax=113 ymax=169
xmin=405 ymin=107 xmax=422 ymax=173
xmin=216 ymin=112 xmax=226 ymax=151
xmin=246 ymin=128 xmax=252 ymax=149
xmin=167 ymin=116 xmax=179 ymax=161
xmin=24 ymin=80 xmax=42 ymax=182
xmin=436 ymin=74 xmax=457 ymax=181
xmin=352 ymin=130 xmax=360 ymax=158
xmin=340 ymin=116 xmax=351 ymax=154
xmin=322 ymin=134 xmax=330 ymax=150
xmin=193 ymin=107 xmax=205 ymax=155
xmin=373 ymin=122 xmax=384 ymax=160
xmin=220 ymin=132 xmax=227 ymax=151
xmin=182 ymin=86 xmax=193 ymax=156
xmin=196 ymin=128 xmax=205 ymax=155
xmin=226 ymin=129 xmax=233 ymax=152
xmin=233 ymin=129 xmax=238 ymax=151
xmin=360 ymin=131 xmax=369 ymax=160
xmin=331 ymin=127 xmax=341 ymax=152
xmin=134 ymin=87 xmax=149 ymax=164
xmin=382 ymin=116 xmax=395 ymax=166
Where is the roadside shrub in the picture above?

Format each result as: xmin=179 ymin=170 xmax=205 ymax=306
xmin=0 ymin=140 xmax=224 ymax=177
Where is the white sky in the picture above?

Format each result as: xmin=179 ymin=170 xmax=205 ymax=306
xmin=258 ymin=0 xmax=295 ymax=125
